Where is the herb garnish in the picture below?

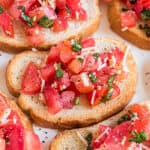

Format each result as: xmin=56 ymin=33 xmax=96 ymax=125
xmin=129 ymin=131 xmax=147 ymax=143
xmin=141 ymin=9 xmax=150 ymax=20
xmin=56 ymin=63 xmax=64 ymax=78
xmin=85 ymin=133 xmax=93 ymax=150
xmin=117 ymin=110 xmax=136 ymax=124
xmin=74 ymin=97 xmax=80 ymax=105
xmin=139 ymin=23 xmax=150 ymax=37
xmin=72 ymin=40 xmax=82 ymax=52
xmin=93 ymin=53 xmax=99 ymax=59
xmin=88 ymin=72 xmax=97 ymax=83
xmin=0 ymin=5 xmax=4 ymax=14
xmin=107 ymin=75 xmax=116 ymax=89
xmin=38 ymin=16 xmax=53 ymax=28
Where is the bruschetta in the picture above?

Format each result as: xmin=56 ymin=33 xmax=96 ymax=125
xmin=6 ymin=38 xmax=137 ymax=129
xmin=0 ymin=91 xmax=42 ymax=150
xmin=50 ymin=101 xmax=150 ymax=150
xmin=107 ymin=0 xmax=150 ymax=49
xmin=0 ymin=0 xmax=100 ymax=52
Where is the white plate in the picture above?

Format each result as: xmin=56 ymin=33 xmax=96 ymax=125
xmin=1 ymin=1 xmax=150 ymax=150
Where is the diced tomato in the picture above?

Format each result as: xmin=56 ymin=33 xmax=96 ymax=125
xmin=83 ymin=55 xmax=98 ymax=72
xmin=21 ymin=62 xmax=41 ymax=94
xmin=43 ymin=85 xmax=62 ymax=114
xmin=81 ymin=37 xmax=95 ymax=48
xmin=53 ymin=17 xmax=68 ymax=32
xmin=67 ymin=83 xmax=80 ymax=95
xmin=46 ymin=46 xmax=60 ymax=64
xmin=0 ymin=124 xmax=24 ymax=150
xmin=112 ymin=47 xmax=124 ymax=63
xmin=24 ymin=130 xmax=42 ymax=150
xmin=120 ymin=11 xmax=136 ymax=28
xmin=92 ymin=125 xmax=112 ymax=149
xmin=40 ymin=63 xmax=55 ymax=82
xmin=59 ymin=42 xmax=74 ymax=63
xmin=66 ymin=0 xmax=80 ymax=9
xmin=26 ymin=26 xmax=45 ymax=46
xmin=100 ymin=52 xmax=111 ymax=64
xmin=96 ymin=75 xmax=109 ymax=86
xmin=60 ymin=91 xmax=75 ymax=109
xmin=56 ymin=0 xmax=66 ymax=9
xmin=0 ymin=138 xmax=5 ymax=150
xmin=71 ymin=73 xmax=94 ymax=93
xmin=130 ymin=104 xmax=150 ymax=119
xmin=0 ymin=0 xmax=14 ymax=9
xmin=111 ymin=84 xmax=120 ymax=99
xmin=0 ymin=13 xmax=14 ymax=37
xmin=57 ymin=71 xmax=71 ymax=91
xmin=58 ymin=8 xmax=71 ymax=20
xmin=68 ymin=58 xmax=82 ymax=74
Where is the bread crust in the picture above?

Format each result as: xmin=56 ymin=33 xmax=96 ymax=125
xmin=50 ymin=101 xmax=150 ymax=150
xmin=6 ymin=39 xmax=137 ymax=129
xmin=0 ymin=91 xmax=32 ymax=130
xmin=108 ymin=0 xmax=150 ymax=49
xmin=0 ymin=0 xmax=100 ymax=52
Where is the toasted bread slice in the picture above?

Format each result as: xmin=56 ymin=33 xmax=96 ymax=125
xmin=0 ymin=91 xmax=32 ymax=130
xmin=107 ymin=0 xmax=150 ymax=49
xmin=50 ymin=101 xmax=150 ymax=150
xmin=6 ymin=38 xmax=137 ymax=129
xmin=0 ymin=0 xmax=100 ymax=52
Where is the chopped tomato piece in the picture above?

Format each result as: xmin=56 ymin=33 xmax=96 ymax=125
xmin=43 ymin=85 xmax=62 ymax=114
xmin=68 ymin=58 xmax=82 ymax=74
xmin=71 ymin=73 xmax=94 ymax=93
xmin=67 ymin=83 xmax=80 ymax=95
xmin=26 ymin=26 xmax=45 ymax=46
xmin=112 ymin=47 xmax=124 ymax=63
xmin=0 ymin=13 xmax=14 ymax=37
xmin=21 ymin=62 xmax=41 ymax=94
xmin=40 ymin=63 xmax=55 ymax=82
xmin=60 ymin=91 xmax=75 ymax=109
xmin=56 ymin=0 xmax=66 ymax=9
xmin=46 ymin=46 xmax=60 ymax=64
xmin=67 ymin=0 xmax=80 ymax=9
xmin=111 ymin=84 xmax=120 ymax=99
xmin=53 ymin=17 xmax=68 ymax=32
xmin=121 ymin=11 xmax=136 ymax=28
xmin=0 ymin=138 xmax=5 ymax=150
xmin=0 ymin=0 xmax=14 ymax=9
xmin=81 ymin=37 xmax=95 ymax=48
xmin=24 ymin=130 xmax=42 ymax=150
xmin=0 ymin=124 xmax=24 ymax=150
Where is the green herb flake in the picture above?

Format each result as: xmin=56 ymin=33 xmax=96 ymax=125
xmin=141 ymin=9 xmax=150 ymax=20
xmin=129 ymin=131 xmax=147 ymax=143
xmin=101 ymin=89 xmax=113 ymax=103
xmin=0 ymin=5 xmax=4 ymax=14
xmin=93 ymin=53 xmax=99 ymax=59
xmin=56 ymin=63 xmax=64 ymax=78
xmin=38 ymin=16 xmax=53 ymax=28
xmin=85 ymin=133 xmax=93 ymax=150
xmin=107 ymin=75 xmax=116 ymax=89
xmin=32 ymin=16 xmax=37 ymax=22
xmin=78 ymin=57 xmax=83 ymax=63
xmin=74 ymin=97 xmax=80 ymax=105
xmin=72 ymin=40 xmax=82 ymax=52
xmin=88 ymin=72 xmax=97 ymax=83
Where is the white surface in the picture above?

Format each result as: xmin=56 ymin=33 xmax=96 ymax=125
xmin=1 ymin=1 xmax=150 ymax=149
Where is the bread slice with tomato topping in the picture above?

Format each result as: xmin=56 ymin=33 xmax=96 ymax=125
xmin=0 ymin=91 xmax=42 ymax=150
xmin=0 ymin=0 xmax=100 ymax=52
xmin=107 ymin=0 xmax=150 ymax=49
xmin=50 ymin=101 xmax=150 ymax=150
xmin=6 ymin=38 xmax=137 ymax=129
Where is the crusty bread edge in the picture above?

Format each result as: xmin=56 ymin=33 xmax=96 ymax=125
xmin=50 ymin=101 xmax=150 ymax=150
xmin=107 ymin=0 xmax=150 ymax=50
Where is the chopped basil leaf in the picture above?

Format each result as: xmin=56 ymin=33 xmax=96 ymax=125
xmin=88 ymin=72 xmax=97 ymax=83
xmin=78 ymin=57 xmax=83 ymax=63
xmin=32 ymin=16 xmax=37 ymax=22
xmin=72 ymin=40 xmax=82 ymax=52
xmin=129 ymin=0 xmax=137 ymax=4
xmin=129 ymin=131 xmax=147 ymax=143
xmin=38 ymin=16 xmax=53 ymax=28
xmin=107 ymin=75 xmax=116 ymax=90
xmin=0 ymin=5 xmax=4 ymax=14
xmin=85 ymin=133 xmax=92 ymax=150
xmin=74 ymin=97 xmax=80 ymax=105
xmin=93 ymin=53 xmax=99 ymax=59
xmin=101 ymin=89 xmax=113 ymax=103
xmin=141 ymin=9 xmax=150 ymax=20
xmin=56 ymin=63 xmax=64 ymax=78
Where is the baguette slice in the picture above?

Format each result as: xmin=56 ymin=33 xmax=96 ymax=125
xmin=50 ymin=101 xmax=150 ymax=150
xmin=107 ymin=0 xmax=150 ymax=49
xmin=0 ymin=0 xmax=100 ymax=52
xmin=6 ymin=38 xmax=137 ymax=129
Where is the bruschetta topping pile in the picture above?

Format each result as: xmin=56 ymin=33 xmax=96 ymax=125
xmin=0 ymin=0 xmax=87 ymax=45
xmin=21 ymin=37 xmax=127 ymax=114
xmin=86 ymin=104 xmax=150 ymax=150
xmin=120 ymin=0 xmax=150 ymax=37
xmin=0 ymin=94 xmax=42 ymax=150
